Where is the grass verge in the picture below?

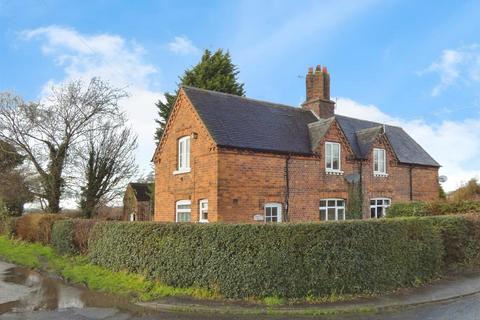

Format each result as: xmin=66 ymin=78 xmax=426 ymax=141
xmin=0 ymin=235 xmax=391 ymax=316
xmin=0 ymin=235 xmax=378 ymax=317
xmin=0 ymin=235 xmax=217 ymax=302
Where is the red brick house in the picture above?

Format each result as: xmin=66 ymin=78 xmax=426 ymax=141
xmin=123 ymin=182 xmax=154 ymax=221
xmin=153 ymin=66 xmax=440 ymax=223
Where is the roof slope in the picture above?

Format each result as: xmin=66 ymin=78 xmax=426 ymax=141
xmin=355 ymin=125 xmax=383 ymax=159
xmin=183 ymin=86 xmax=318 ymax=154
xmin=336 ymin=115 xmax=440 ymax=167
xmin=182 ymin=86 xmax=440 ymax=167
xmin=129 ymin=183 xmax=153 ymax=202
xmin=308 ymin=118 xmax=334 ymax=153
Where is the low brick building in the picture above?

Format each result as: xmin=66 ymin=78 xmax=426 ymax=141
xmin=153 ymin=66 xmax=440 ymax=223
xmin=123 ymin=183 xmax=154 ymax=221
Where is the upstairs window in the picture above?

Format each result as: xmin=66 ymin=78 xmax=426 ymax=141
xmin=373 ymin=148 xmax=386 ymax=175
xmin=264 ymin=203 xmax=282 ymax=223
xmin=176 ymin=200 xmax=191 ymax=222
xmin=320 ymin=199 xmax=345 ymax=221
xmin=177 ymin=136 xmax=191 ymax=172
xmin=199 ymin=199 xmax=208 ymax=223
xmin=325 ymin=142 xmax=341 ymax=173
xmin=370 ymin=198 xmax=390 ymax=218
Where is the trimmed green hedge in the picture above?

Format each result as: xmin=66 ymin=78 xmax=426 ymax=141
xmin=388 ymin=201 xmax=480 ymax=218
xmin=88 ymin=219 xmax=444 ymax=299
xmin=431 ymin=215 xmax=480 ymax=270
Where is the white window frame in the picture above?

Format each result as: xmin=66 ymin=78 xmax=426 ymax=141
xmin=175 ymin=200 xmax=192 ymax=222
xmin=319 ymin=199 xmax=346 ymax=221
xmin=370 ymin=198 xmax=391 ymax=218
xmin=174 ymin=136 xmax=191 ymax=175
xmin=129 ymin=213 xmax=136 ymax=222
xmin=199 ymin=199 xmax=209 ymax=223
xmin=264 ymin=203 xmax=282 ymax=223
xmin=325 ymin=142 xmax=343 ymax=174
xmin=373 ymin=148 xmax=387 ymax=176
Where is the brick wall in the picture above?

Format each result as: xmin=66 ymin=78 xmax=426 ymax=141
xmin=123 ymin=185 xmax=152 ymax=221
xmin=154 ymin=91 xmax=218 ymax=222
xmin=153 ymin=93 xmax=439 ymax=223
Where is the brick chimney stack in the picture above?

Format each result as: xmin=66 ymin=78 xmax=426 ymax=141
xmin=302 ymin=65 xmax=335 ymax=118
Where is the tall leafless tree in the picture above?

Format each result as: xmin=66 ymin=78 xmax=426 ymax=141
xmin=0 ymin=79 xmax=126 ymax=212
xmin=77 ymin=121 xmax=138 ymax=218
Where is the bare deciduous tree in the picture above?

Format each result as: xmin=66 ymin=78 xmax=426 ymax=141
xmin=77 ymin=121 xmax=138 ymax=218
xmin=0 ymin=78 xmax=127 ymax=212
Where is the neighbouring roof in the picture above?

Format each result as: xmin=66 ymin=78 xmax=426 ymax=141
xmin=182 ymin=86 xmax=440 ymax=167
xmin=129 ymin=183 xmax=153 ymax=202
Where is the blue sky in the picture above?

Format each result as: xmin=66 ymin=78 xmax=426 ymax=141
xmin=1 ymin=0 xmax=480 ymax=191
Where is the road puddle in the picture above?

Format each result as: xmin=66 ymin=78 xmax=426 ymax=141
xmin=0 ymin=264 xmax=150 ymax=317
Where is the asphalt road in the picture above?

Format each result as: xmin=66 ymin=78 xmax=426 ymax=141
xmin=1 ymin=260 xmax=479 ymax=320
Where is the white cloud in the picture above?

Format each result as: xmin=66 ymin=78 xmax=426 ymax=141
xmin=336 ymin=97 xmax=480 ymax=191
xmin=167 ymin=36 xmax=199 ymax=55
xmin=21 ymin=26 xmax=162 ymax=201
xmin=420 ymin=44 xmax=480 ymax=96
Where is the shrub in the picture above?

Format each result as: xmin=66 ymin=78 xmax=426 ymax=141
xmin=15 ymin=213 xmax=66 ymax=244
xmin=388 ymin=200 xmax=480 ymax=218
xmin=51 ymin=220 xmax=75 ymax=255
xmin=89 ymin=219 xmax=443 ymax=299
xmin=4 ymin=217 xmax=18 ymax=238
xmin=73 ymin=219 xmax=96 ymax=254
xmin=0 ymin=215 xmax=7 ymax=235
xmin=51 ymin=219 xmax=96 ymax=255
xmin=387 ymin=202 xmax=431 ymax=218
xmin=0 ymin=215 xmax=17 ymax=237
xmin=431 ymin=214 xmax=480 ymax=270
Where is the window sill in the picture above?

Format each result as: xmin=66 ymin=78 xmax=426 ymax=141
xmin=374 ymin=172 xmax=389 ymax=177
xmin=173 ymin=168 xmax=191 ymax=175
xmin=326 ymin=170 xmax=344 ymax=175
xmin=199 ymin=220 xmax=209 ymax=223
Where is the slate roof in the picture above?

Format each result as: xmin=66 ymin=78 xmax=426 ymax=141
xmin=335 ymin=115 xmax=440 ymax=167
xmin=183 ymin=86 xmax=318 ymax=155
xmin=307 ymin=118 xmax=334 ymax=153
xmin=182 ymin=86 xmax=440 ymax=167
xmin=129 ymin=183 xmax=153 ymax=202
xmin=355 ymin=126 xmax=384 ymax=159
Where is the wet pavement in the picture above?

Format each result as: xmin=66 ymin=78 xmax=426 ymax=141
xmin=1 ymin=260 xmax=480 ymax=319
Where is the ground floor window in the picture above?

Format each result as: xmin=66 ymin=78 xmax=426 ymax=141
xmin=199 ymin=199 xmax=208 ymax=223
xmin=320 ymin=199 xmax=346 ymax=221
xmin=176 ymin=200 xmax=191 ymax=222
xmin=264 ymin=203 xmax=282 ymax=223
xmin=370 ymin=198 xmax=391 ymax=218
xmin=129 ymin=213 xmax=136 ymax=222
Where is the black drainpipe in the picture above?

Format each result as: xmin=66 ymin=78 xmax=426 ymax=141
xmin=284 ymin=154 xmax=291 ymax=222
xmin=409 ymin=166 xmax=413 ymax=201
xmin=359 ymin=161 xmax=364 ymax=217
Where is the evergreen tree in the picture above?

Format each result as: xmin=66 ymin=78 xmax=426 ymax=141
xmin=0 ymin=140 xmax=33 ymax=216
xmin=155 ymin=49 xmax=245 ymax=142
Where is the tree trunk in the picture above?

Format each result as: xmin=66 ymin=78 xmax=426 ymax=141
xmin=44 ymin=176 xmax=62 ymax=213
xmin=44 ymin=144 xmax=67 ymax=213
